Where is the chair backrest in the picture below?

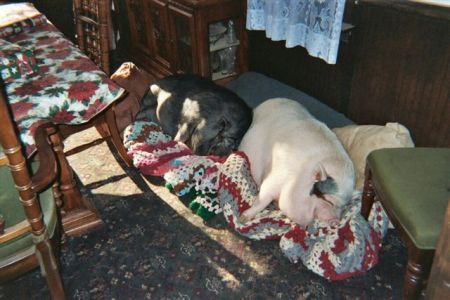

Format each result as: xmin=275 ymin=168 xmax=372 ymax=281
xmin=73 ymin=0 xmax=111 ymax=75
xmin=0 ymin=83 xmax=44 ymax=238
xmin=0 ymin=79 xmax=65 ymax=298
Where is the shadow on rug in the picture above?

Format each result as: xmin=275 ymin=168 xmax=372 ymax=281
xmin=0 ymin=142 xmax=407 ymax=300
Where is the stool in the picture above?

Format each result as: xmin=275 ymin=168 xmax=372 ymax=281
xmin=361 ymin=147 xmax=450 ymax=299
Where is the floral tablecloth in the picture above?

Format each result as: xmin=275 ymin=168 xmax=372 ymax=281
xmin=0 ymin=2 xmax=125 ymax=155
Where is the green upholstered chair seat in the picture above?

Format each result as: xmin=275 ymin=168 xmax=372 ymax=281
xmin=0 ymin=162 xmax=57 ymax=264
xmin=368 ymin=148 xmax=450 ymax=249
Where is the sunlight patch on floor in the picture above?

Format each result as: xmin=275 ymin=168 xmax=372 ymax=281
xmin=207 ymin=257 xmax=241 ymax=290
xmin=65 ymin=128 xmax=144 ymax=196
xmin=145 ymin=176 xmax=271 ymax=276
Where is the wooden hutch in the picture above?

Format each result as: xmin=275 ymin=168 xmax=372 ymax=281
xmin=124 ymin=0 xmax=248 ymax=84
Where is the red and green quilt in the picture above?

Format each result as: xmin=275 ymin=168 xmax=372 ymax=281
xmin=0 ymin=2 xmax=124 ymax=155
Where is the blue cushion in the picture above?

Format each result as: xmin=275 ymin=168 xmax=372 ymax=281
xmin=227 ymin=72 xmax=354 ymax=129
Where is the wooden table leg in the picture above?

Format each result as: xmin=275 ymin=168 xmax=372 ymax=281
xmin=105 ymin=107 xmax=134 ymax=167
xmin=93 ymin=104 xmax=134 ymax=168
xmin=49 ymin=130 xmax=103 ymax=236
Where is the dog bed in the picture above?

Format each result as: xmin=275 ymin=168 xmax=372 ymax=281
xmin=124 ymin=120 xmax=389 ymax=281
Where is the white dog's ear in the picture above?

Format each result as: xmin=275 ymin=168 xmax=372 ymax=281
xmin=314 ymin=163 xmax=328 ymax=182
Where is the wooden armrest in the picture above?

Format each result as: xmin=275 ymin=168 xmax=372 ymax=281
xmin=0 ymin=151 xmax=7 ymax=166
xmin=31 ymin=124 xmax=58 ymax=192
xmin=0 ymin=220 xmax=31 ymax=244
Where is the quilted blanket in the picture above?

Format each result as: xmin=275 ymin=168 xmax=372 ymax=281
xmin=1 ymin=3 xmax=124 ymax=155
xmin=124 ymin=121 xmax=390 ymax=280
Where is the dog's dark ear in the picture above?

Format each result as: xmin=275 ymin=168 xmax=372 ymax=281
xmin=310 ymin=176 xmax=338 ymax=196
xmin=135 ymin=89 xmax=158 ymax=122
xmin=141 ymin=88 xmax=157 ymax=105
xmin=218 ymin=117 xmax=230 ymax=130
xmin=205 ymin=117 xmax=236 ymax=156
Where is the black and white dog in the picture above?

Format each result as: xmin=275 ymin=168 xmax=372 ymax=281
xmin=136 ymin=74 xmax=252 ymax=156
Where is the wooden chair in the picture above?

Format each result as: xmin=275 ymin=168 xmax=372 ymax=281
xmin=72 ymin=0 xmax=135 ymax=168
xmin=0 ymin=1 xmax=130 ymax=237
xmin=426 ymin=201 xmax=450 ymax=298
xmin=361 ymin=147 xmax=450 ymax=299
xmin=73 ymin=0 xmax=112 ymax=75
xmin=0 ymin=81 xmax=65 ymax=299
xmin=41 ymin=92 xmax=133 ymax=235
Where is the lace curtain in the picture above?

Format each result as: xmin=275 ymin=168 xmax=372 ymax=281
xmin=247 ymin=0 xmax=346 ymax=64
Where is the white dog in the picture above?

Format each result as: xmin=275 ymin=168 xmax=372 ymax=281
xmin=239 ymin=98 xmax=356 ymax=226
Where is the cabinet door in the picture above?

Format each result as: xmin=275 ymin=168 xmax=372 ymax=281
xmin=125 ymin=0 xmax=152 ymax=55
xmin=147 ymin=0 xmax=173 ymax=70
xmin=168 ymin=5 xmax=197 ymax=74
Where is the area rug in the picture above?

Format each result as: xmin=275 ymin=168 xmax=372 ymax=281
xmin=0 ymin=127 xmax=406 ymax=299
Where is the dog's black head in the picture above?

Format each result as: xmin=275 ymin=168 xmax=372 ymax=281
xmin=151 ymin=74 xmax=253 ymax=156
xmin=175 ymin=117 xmax=242 ymax=156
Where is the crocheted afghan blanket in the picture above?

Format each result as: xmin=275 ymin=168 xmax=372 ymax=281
xmin=124 ymin=121 xmax=390 ymax=281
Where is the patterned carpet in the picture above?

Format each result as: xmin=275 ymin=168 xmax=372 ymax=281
xmin=0 ymin=128 xmax=408 ymax=299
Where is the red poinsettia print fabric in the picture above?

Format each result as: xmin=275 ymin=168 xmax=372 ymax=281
xmin=2 ymin=19 xmax=124 ymax=154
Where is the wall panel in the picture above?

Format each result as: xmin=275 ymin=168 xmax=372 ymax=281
xmin=348 ymin=2 xmax=450 ymax=146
